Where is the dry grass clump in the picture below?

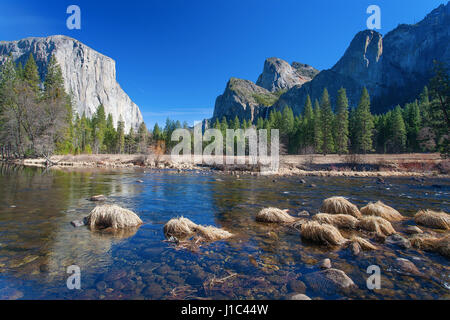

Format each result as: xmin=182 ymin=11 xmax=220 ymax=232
xmin=256 ymin=207 xmax=296 ymax=223
xmin=300 ymin=221 xmax=347 ymax=246
xmin=313 ymin=213 xmax=358 ymax=229
xmin=164 ymin=217 xmax=198 ymax=238
xmin=163 ymin=217 xmax=233 ymax=241
xmin=350 ymin=236 xmax=378 ymax=251
xmin=87 ymin=205 xmax=143 ymax=229
xmin=360 ymin=201 xmax=403 ymax=222
xmin=357 ymin=216 xmax=396 ymax=236
xmin=195 ymin=225 xmax=233 ymax=241
xmin=410 ymin=235 xmax=450 ymax=259
xmin=320 ymin=197 xmax=362 ymax=218
xmin=414 ymin=210 xmax=450 ymax=230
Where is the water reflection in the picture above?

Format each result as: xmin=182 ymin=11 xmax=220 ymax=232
xmin=0 ymin=164 xmax=448 ymax=300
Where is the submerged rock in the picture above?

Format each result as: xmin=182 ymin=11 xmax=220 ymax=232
xmin=351 ymin=242 xmax=361 ymax=256
xmin=71 ymin=218 xmax=87 ymax=228
xmin=290 ymin=293 xmax=311 ymax=300
xmin=89 ymin=195 xmax=107 ymax=202
xmin=287 ymin=279 xmax=306 ymax=293
xmin=320 ymin=258 xmax=332 ymax=269
xmin=394 ymin=258 xmax=422 ymax=276
xmin=386 ymin=234 xmax=411 ymax=249
xmin=304 ymin=268 xmax=355 ymax=294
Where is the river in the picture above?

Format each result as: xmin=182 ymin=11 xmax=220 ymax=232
xmin=0 ymin=165 xmax=448 ymax=300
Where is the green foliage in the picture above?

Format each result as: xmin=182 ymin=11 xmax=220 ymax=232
xmin=252 ymin=92 xmax=279 ymax=106
xmin=354 ymin=87 xmax=374 ymax=153
xmin=428 ymin=61 xmax=450 ymax=157
xmin=23 ymin=53 xmax=40 ymax=92
xmin=117 ymin=118 xmax=125 ymax=154
xmin=335 ymin=88 xmax=349 ymax=154
xmin=391 ymin=106 xmax=407 ymax=152
xmin=320 ymin=88 xmax=335 ymax=154
xmin=313 ymin=99 xmax=323 ymax=153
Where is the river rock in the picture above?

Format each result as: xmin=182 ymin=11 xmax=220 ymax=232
xmin=319 ymin=258 xmax=332 ymax=269
xmin=90 ymin=195 xmax=107 ymax=202
xmin=304 ymin=268 xmax=355 ymax=294
xmin=96 ymin=281 xmax=108 ymax=291
xmin=71 ymin=218 xmax=87 ymax=228
xmin=143 ymin=283 xmax=164 ymax=299
xmin=351 ymin=242 xmax=361 ymax=256
xmin=0 ymin=288 xmax=24 ymax=300
xmin=290 ymin=293 xmax=311 ymax=300
xmin=298 ymin=210 xmax=310 ymax=217
xmin=386 ymin=234 xmax=411 ymax=249
xmin=394 ymin=258 xmax=422 ymax=276
xmin=287 ymin=279 xmax=306 ymax=293
xmin=104 ymin=269 xmax=127 ymax=282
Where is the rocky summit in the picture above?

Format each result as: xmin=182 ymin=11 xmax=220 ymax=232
xmin=214 ymin=58 xmax=317 ymax=122
xmin=256 ymin=57 xmax=318 ymax=93
xmin=0 ymin=35 xmax=143 ymax=132
xmin=213 ymin=77 xmax=279 ymax=122
xmin=213 ymin=2 xmax=450 ymax=122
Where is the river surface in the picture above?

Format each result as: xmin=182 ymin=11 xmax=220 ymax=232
xmin=0 ymin=165 xmax=449 ymax=300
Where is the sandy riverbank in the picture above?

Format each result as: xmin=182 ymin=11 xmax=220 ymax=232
xmin=11 ymin=153 xmax=450 ymax=178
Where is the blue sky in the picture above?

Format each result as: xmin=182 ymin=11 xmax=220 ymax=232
xmin=0 ymin=0 xmax=447 ymax=128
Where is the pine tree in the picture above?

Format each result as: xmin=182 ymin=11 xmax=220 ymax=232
xmin=137 ymin=122 xmax=148 ymax=153
xmin=335 ymin=88 xmax=349 ymax=154
xmin=117 ymin=117 xmax=125 ymax=154
xmin=44 ymin=55 xmax=65 ymax=98
xmin=403 ymin=101 xmax=421 ymax=152
xmin=92 ymin=105 xmax=107 ymax=153
xmin=44 ymin=55 xmax=73 ymax=154
xmin=153 ymin=123 xmax=162 ymax=141
xmin=232 ymin=116 xmax=240 ymax=130
xmin=320 ymin=88 xmax=335 ymax=154
xmin=104 ymin=114 xmax=117 ymax=153
xmin=313 ymin=99 xmax=323 ymax=153
xmin=213 ymin=118 xmax=220 ymax=130
xmin=281 ymin=106 xmax=295 ymax=137
xmin=391 ymin=106 xmax=407 ymax=152
xmin=419 ymin=86 xmax=431 ymax=126
xmin=256 ymin=117 xmax=264 ymax=130
xmin=354 ymin=87 xmax=374 ymax=153
xmin=23 ymin=53 xmax=40 ymax=92
xmin=281 ymin=106 xmax=295 ymax=153
xmin=301 ymin=95 xmax=314 ymax=149
xmin=428 ymin=62 xmax=450 ymax=157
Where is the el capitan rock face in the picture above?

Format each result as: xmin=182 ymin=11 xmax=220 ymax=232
xmin=0 ymin=35 xmax=143 ymax=132
xmin=214 ymin=3 xmax=450 ymax=122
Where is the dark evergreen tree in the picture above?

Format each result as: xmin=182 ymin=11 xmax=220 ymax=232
xmin=335 ymin=88 xmax=349 ymax=154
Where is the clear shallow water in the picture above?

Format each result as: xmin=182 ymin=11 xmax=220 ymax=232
xmin=0 ymin=165 xmax=449 ymax=300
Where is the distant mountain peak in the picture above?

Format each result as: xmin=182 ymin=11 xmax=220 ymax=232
xmin=256 ymin=57 xmax=318 ymax=93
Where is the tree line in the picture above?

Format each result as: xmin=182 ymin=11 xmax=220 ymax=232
xmin=1 ymin=53 xmax=448 ymax=158
xmin=205 ymin=63 xmax=449 ymax=157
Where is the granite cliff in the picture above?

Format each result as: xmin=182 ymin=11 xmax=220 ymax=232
xmin=0 ymin=35 xmax=143 ymax=132
xmin=213 ymin=2 xmax=450 ymax=122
